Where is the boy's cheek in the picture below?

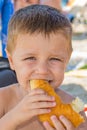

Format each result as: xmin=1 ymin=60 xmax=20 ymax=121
xmin=53 ymin=75 xmax=64 ymax=89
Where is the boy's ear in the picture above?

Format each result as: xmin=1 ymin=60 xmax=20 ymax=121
xmin=6 ymin=49 xmax=15 ymax=70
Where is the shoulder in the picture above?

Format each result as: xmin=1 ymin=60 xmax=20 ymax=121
xmin=0 ymin=84 xmax=17 ymax=98
xmin=0 ymin=84 xmax=18 ymax=117
xmin=0 ymin=84 xmax=16 ymax=104
xmin=55 ymin=88 xmax=75 ymax=103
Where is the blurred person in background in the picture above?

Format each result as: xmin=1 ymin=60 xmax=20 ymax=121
xmin=14 ymin=0 xmax=39 ymax=11
xmin=40 ymin=0 xmax=62 ymax=10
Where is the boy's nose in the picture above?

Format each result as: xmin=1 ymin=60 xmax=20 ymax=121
xmin=35 ymin=62 xmax=49 ymax=75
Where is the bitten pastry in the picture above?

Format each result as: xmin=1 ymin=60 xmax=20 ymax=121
xmin=30 ymin=79 xmax=85 ymax=128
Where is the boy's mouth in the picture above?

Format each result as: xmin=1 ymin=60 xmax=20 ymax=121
xmin=29 ymin=79 xmax=52 ymax=84
xmin=45 ymin=80 xmax=52 ymax=84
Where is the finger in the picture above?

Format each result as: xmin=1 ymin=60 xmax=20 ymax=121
xmin=51 ymin=115 xmax=65 ymax=130
xmin=59 ymin=115 xmax=75 ymax=130
xmin=31 ymin=108 xmax=51 ymax=116
xmin=29 ymin=88 xmax=46 ymax=96
xmin=28 ymin=94 xmax=55 ymax=102
xmin=43 ymin=121 xmax=54 ymax=130
xmin=29 ymin=101 xmax=56 ymax=109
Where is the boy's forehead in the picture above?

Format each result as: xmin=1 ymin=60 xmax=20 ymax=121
xmin=16 ymin=32 xmax=70 ymax=51
xmin=17 ymin=31 xmax=69 ymax=41
xmin=15 ymin=32 xmax=70 ymax=50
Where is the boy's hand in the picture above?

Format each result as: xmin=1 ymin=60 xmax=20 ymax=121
xmin=9 ymin=89 xmax=56 ymax=127
xmin=43 ymin=115 xmax=75 ymax=130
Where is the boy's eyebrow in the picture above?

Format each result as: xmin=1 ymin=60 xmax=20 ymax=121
xmin=20 ymin=52 xmax=38 ymax=57
xmin=21 ymin=52 xmax=67 ymax=59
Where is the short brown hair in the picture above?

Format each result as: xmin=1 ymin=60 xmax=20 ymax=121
xmin=7 ymin=4 xmax=72 ymax=54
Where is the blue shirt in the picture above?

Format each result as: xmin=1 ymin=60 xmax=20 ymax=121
xmin=62 ymin=0 xmax=69 ymax=7
xmin=0 ymin=0 xmax=14 ymax=57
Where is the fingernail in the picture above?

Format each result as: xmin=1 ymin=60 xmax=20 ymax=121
xmin=51 ymin=96 xmax=55 ymax=100
xmin=48 ymin=109 xmax=51 ymax=113
xmin=59 ymin=115 xmax=64 ymax=119
xmin=43 ymin=121 xmax=49 ymax=126
xmin=51 ymin=115 xmax=56 ymax=120
xmin=52 ymin=102 xmax=56 ymax=106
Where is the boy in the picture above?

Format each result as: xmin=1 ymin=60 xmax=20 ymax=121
xmin=0 ymin=4 xmax=86 ymax=130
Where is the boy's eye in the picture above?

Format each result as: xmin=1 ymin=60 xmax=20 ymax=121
xmin=50 ymin=58 xmax=61 ymax=61
xmin=24 ymin=57 xmax=36 ymax=60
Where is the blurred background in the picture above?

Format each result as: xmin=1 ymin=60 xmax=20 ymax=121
xmin=61 ymin=0 xmax=87 ymax=104
xmin=0 ymin=0 xmax=87 ymax=104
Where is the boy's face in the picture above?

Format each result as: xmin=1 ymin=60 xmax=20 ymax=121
xmin=8 ymin=33 xmax=70 ymax=91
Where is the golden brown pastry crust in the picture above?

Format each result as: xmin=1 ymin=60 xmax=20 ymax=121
xmin=30 ymin=79 xmax=84 ymax=128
